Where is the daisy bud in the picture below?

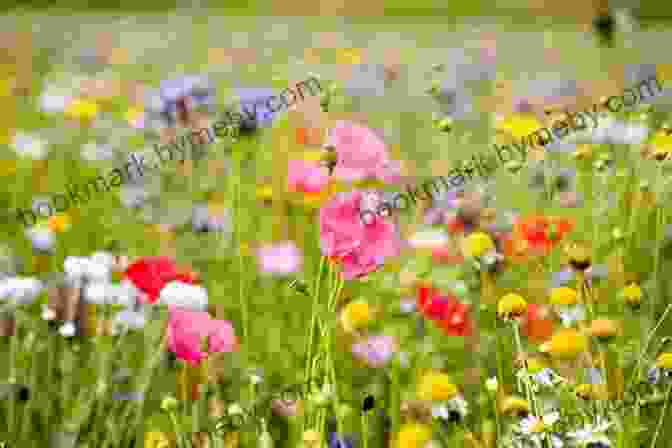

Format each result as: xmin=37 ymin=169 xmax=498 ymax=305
xmin=621 ymin=282 xmax=642 ymax=310
xmin=58 ymin=321 xmax=76 ymax=338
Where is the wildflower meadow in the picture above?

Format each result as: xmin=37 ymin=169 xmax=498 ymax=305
xmin=3 ymin=4 xmax=672 ymax=448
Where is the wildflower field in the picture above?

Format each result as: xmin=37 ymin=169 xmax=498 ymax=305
xmin=3 ymin=5 xmax=672 ymax=448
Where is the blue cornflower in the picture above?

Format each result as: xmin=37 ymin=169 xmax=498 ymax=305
xmin=328 ymin=433 xmax=354 ymax=448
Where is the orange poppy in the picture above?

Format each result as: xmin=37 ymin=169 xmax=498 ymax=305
xmin=513 ymin=215 xmax=573 ymax=256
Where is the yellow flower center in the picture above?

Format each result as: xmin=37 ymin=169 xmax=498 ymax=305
xmin=656 ymin=353 xmax=672 ymax=370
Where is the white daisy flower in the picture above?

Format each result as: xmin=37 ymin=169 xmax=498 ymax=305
xmin=11 ymin=133 xmax=48 ymax=159
xmin=158 ymin=280 xmax=208 ymax=311
xmin=39 ymin=91 xmax=72 ymax=113
xmin=0 ymin=277 xmax=44 ymax=306
xmin=58 ymin=321 xmax=77 ymax=338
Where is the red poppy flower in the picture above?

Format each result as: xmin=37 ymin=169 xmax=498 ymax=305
xmin=521 ymin=303 xmax=554 ymax=342
xmin=416 ymin=283 xmax=439 ymax=312
xmin=416 ymin=284 xmax=473 ymax=336
xmin=124 ymin=257 xmax=198 ymax=304
xmin=513 ymin=215 xmax=573 ymax=255
xmin=437 ymin=302 xmax=473 ymax=337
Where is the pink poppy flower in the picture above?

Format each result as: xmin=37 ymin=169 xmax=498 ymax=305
xmin=256 ymin=241 xmax=303 ymax=276
xmin=319 ymin=191 xmax=400 ymax=280
xmin=287 ymin=160 xmax=329 ymax=194
xmin=351 ymin=335 xmax=398 ymax=368
xmin=166 ymin=307 xmax=238 ymax=367
xmin=324 ymin=121 xmax=401 ymax=184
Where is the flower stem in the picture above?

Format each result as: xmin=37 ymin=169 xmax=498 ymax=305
xmin=650 ymin=383 xmax=672 ymax=448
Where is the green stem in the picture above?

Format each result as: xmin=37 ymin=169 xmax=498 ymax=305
xmin=650 ymin=383 xmax=672 ymax=448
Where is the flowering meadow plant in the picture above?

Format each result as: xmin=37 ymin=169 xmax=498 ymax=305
xmin=5 ymin=13 xmax=672 ymax=448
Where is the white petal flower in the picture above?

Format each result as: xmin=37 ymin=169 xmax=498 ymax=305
xmin=58 ymin=321 xmax=77 ymax=338
xmin=158 ymin=281 xmax=208 ymax=311
xmin=11 ymin=133 xmax=48 ymax=159
xmin=84 ymin=282 xmax=110 ymax=305
xmin=431 ymin=404 xmax=450 ymax=420
xmin=0 ymin=277 xmax=44 ymax=306
xmin=64 ymin=256 xmax=90 ymax=279
xmin=27 ymin=228 xmax=55 ymax=252
xmin=40 ymin=91 xmax=73 ymax=113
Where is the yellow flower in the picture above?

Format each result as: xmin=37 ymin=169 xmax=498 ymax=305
xmin=47 ymin=213 xmax=71 ymax=233
xmin=540 ymin=329 xmax=587 ymax=359
xmin=144 ymin=431 xmax=174 ymax=448
xmin=500 ymin=396 xmax=530 ymax=416
xmin=588 ymin=319 xmax=619 ymax=340
xmin=395 ymin=423 xmax=433 ymax=448
xmin=0 ymin=159 xmax=16 ymax=176
xmin=64 ymin=99 xmax=99 ymax=123
xmin=497 ymin=293 xmax=528 ymax=320
xmin=462 ymin=232 xmax=495 ymax=258
xmin=124 ymin=106 xmax=144 ymax=125
xmin=496 ymin=114 xmax=544 ymax=139
xmin=621 ymin=283 xmax=642 ymax=308
xmin=549 ymin=287 xmax=579 ymax=306
xmin=525 ymin=357 xmax=548 ymax=374
xmin=656 ymin=353 xmax=672 ymax=370
xmin=574 ymin=383 xmax=608 ymax=400
xmin=564 ymin=242 xmax=591 ymax=271
xmin=657 ymin=64 xmax=672 ymax=85
xmin=417 ymin=371 xmax=458 ymax=402
xmin=341 ymin=301 xmax=372 ymax=332
xmin=571 ymin=144 xmax=594 ymax=161
xmin=336 ymin=48 xmax=362 ymax=65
